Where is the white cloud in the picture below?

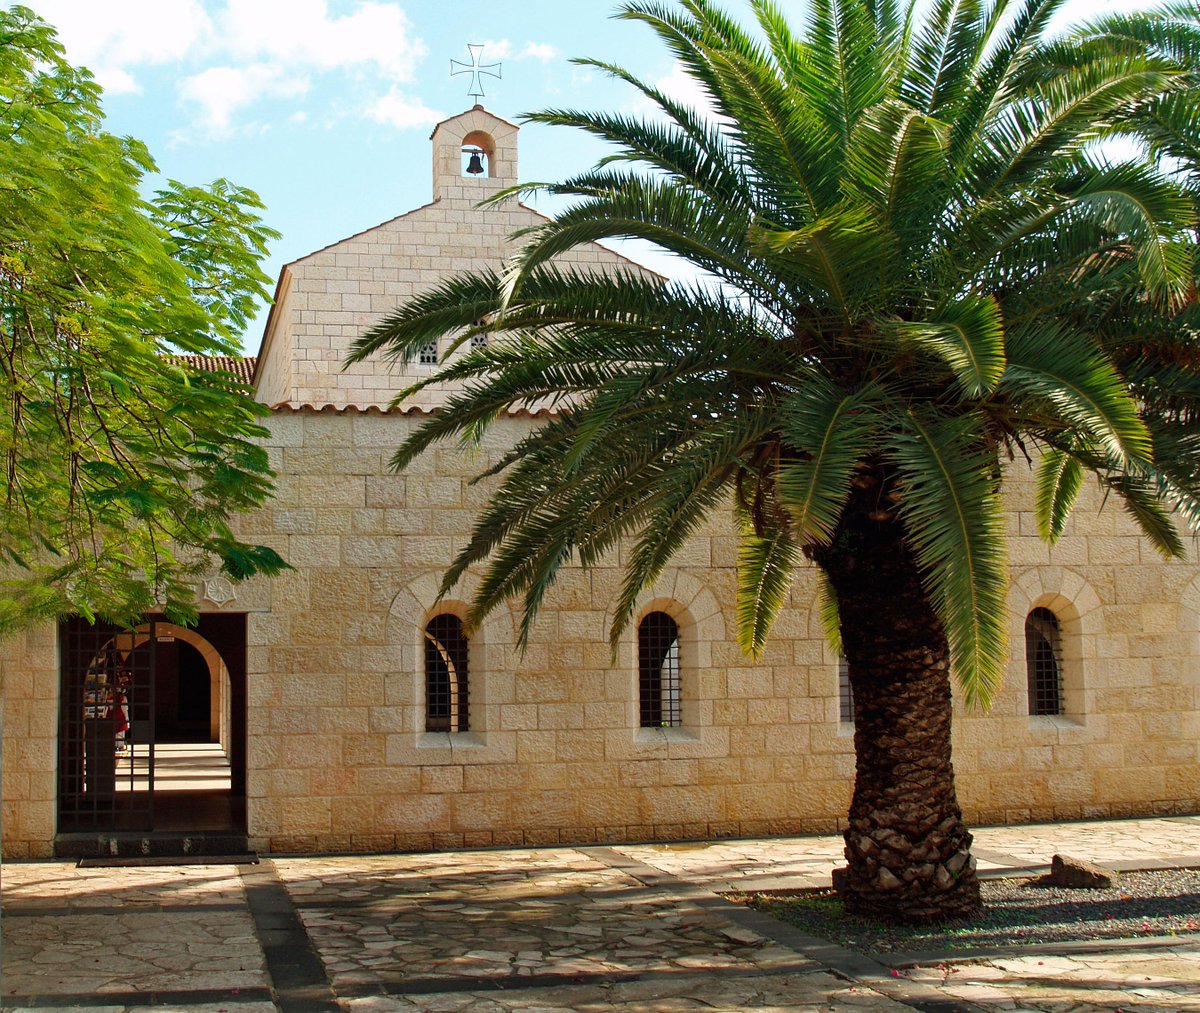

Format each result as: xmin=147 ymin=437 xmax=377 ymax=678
xmin=471 ymin=39 xmax=557 ymax=64
xmin=364 ymin=86 xmax=441 ymax=129
xmin=30 ymin=0 xmax=212 ymax=68
xmin=28 ymin=0 xmax=212 ymax=94
xmin=93 ymin=67 xmax=141 ymax=96
xmin=27 ymin=0 xmax=431 ymax=137
xmin=520 ymin=42 xmax=558 ymax=62
xmin=218 ymin=0 xmax=425 ymax=77
xmin=473 ymin=39 xmax=513 ymax=61
xmin=179 ymin=64 xmax=309 ymax=137
xmin=651 ymin=62 xmax=718 ymax=121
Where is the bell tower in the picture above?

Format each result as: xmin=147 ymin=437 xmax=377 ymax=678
xmin=430 ymin=105 xmax=519 ymax=201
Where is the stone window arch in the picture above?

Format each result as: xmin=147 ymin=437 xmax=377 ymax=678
xmin=1025 ymin=606 xmax=1064 ymax=716
xmin=1010 ymin=570 xmax=1100 ymax=725
xmin=639 ymin=610 xmax=681 ymax=728
xmin=425 ymin=614 xmax=469 ymax=732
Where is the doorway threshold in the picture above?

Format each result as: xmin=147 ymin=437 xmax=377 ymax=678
xmin=77 ymin=852 xmax=258 ymax=868
xmin=54 ymin=829 xmax=250 ymax=859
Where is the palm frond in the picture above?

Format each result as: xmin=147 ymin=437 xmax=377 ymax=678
xmin=816 ymin=568 xmax=844 ymax=654
xmin=1002 ymin=321 xmax=1153 ymax=466
xmin=1103 ymin=470 xmax=1188 ymax=558
xmin=890 ymin=411 xmax=1009 ymax=707
xmin=776 ymin=379 xmax=880 ymax=542
xmin=890 ymin=293 xmax=1005 ymax=397
xmin=735 ymin=505 xmax=801 ymax=656
xmin=1034 ymin=446 xmax=1084 ymax=543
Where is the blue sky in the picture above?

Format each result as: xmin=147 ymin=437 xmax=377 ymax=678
xmin=25 ymin=0 xmax=1150 ymax=351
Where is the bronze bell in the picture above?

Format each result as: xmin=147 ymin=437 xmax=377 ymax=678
xmin=465 ymin=149 xmax=485 ymax=175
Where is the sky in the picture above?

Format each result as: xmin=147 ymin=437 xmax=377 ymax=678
xmin=22 ymin=0 xmax=1154 ymax=352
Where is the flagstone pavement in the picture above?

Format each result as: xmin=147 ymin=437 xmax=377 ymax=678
xmin=3 ymin=814 xmax=1198 ymax=1013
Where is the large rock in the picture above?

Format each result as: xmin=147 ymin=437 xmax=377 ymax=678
xmin=1035 ymin=854 xmax=1117 ymax=889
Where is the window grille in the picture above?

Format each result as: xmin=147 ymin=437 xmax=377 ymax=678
xmin=838 ymin=655 xmax=854 ymax=724
xmin=639 ymin=611 xmax=681 ymax=727
xmin=425 ymin=614 xmax=469 ymax=732
xmin=418 ymin=341 xmax=439 ymax=366
xmin=1025 ymin=606 xmax=1063 ymax=716
xmin=470 ymin=332 xmax=489 ymax=350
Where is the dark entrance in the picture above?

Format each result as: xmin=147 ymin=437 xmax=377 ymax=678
xmin=155 ymin=639 xmax=214 ymax=742
xmin=57 ymin=613 xmax=247 ymax=836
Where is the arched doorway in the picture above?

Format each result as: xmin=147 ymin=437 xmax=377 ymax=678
xmin=57 ymin=614 xmax=246 ymax=836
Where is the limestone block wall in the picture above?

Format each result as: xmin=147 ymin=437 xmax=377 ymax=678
xmin=2 ymin=405 xmax=1198 ymax=858
xmin=262 ymin=194 xmax=639 ymax=413
xmin=1 ymin=624 xmax=59 ymax=857
xmin=954 ymin=475 xmax=1200 ymax=826
xmin=231 ymin=408 xmax=1200 ymax=854
xmin=254 ymin=270 xmax=294 ymax=407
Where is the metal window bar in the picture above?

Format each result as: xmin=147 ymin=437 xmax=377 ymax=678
xmin=59 ymin=618 xmax=156 ymax=832
xmin=639 ymin=611 xmax=681 ymax=728
xmin=418 ymin=340 xmax=439 ymax=365
xmin=1025 ymin=606 xmax=1063 ymax=716
xmin=425 ymin=614 xmax=469 ymax=732
xmin=838 ymin=655 xmax=854 ymax=724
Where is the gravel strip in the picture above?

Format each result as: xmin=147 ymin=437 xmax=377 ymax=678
xmin=741 ymin=869 xmax=1200 ymax=954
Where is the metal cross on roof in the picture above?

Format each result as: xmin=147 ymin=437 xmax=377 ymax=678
xmin=451 ymin=44 xmax=502 ymax=101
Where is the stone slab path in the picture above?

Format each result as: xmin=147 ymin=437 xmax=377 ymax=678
xmin=3 ymin=814 xmax=1198 ymax=1012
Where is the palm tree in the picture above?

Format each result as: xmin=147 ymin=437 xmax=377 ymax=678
xmin=349 ymin=0 xmax=1200 ymax=922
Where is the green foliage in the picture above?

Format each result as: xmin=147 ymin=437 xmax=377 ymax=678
xmin=0 ymin=6 xmax=287 ymax=634
xmin=349 ymin=0 xmax=1200 ymax=708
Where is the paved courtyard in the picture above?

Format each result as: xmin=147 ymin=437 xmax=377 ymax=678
xmin=3 ymin=814 xmax=1199 ymax=1012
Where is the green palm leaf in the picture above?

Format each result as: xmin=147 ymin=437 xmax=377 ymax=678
xmin=1003 ymin=322 xmax=1153 ymax=465
xmin=1034 ymin=446 xmax=1084 ymax=543
xmin=735 ymin=507 xmax=801 ymax=656
xmin=890 ymin=411 xmax=1009 ymax=707
xmin=776 ymin=380 xmax=880 ymax=542
xmin=890 ymin=294 xmax=1006 ymax=397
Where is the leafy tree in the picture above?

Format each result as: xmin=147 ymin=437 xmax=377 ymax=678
xmin=0 ymin=6 xmax=286 ymax=635
xmin=350 ymin=0 xmax=1200 ymax=922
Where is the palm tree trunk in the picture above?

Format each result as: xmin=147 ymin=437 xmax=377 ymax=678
xmin=814 ymin=477 xmax=981 ymax=923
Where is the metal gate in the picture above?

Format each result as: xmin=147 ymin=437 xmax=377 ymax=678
xmin=58 ymin=618 xmax=157 ymax=832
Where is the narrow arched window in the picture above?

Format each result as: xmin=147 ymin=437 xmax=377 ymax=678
xmin=425 ymin=614 xmax=469 ymax=732
xmin=1025 ymin=607 xmax=1063 ymax=716
xmin=639 ymin=611 xmax=681 ymax=727
xmin=838 ymin=655 xmax=854 ymax=724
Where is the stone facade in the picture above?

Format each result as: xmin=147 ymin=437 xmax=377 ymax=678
xmin=2 ymin=106 xmax=1198 ymax=858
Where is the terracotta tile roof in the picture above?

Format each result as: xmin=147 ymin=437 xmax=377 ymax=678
xmin=270 ymin=402 xmax=554 ymax=418
xmin=167 ymin=355 xmax=257 ymax=384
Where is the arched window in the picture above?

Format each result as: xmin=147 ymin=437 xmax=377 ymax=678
xmin=639 ymin=611 xmax=681 ymax=727
xmin=838 ymin=655 xmax=854 ymax=724
xmin=425 ymin=614 xmax=469 ymax=732
xmin=1025 ymin=607 xmax=1063 ymax=716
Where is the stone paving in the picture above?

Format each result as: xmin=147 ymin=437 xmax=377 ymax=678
xmin=335 ymin=971 xmax=895 ymax=1012
xmin=613 ymin=814 xmax=1200 ymax=891
xmin=275 ymin=849 xmax=805 ymax=988
xmin=3 ymin=814 xmax=1199 ymax=1012
xmin=908 ymin=945 xmax=1200 ymax=1012
xmin=0 ymin=862 xmax=247 ymax=910
xmin=1 ymin=909 xmax=267 ymax=997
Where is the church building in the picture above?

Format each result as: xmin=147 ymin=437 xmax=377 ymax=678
xmin=3 ymin=107 xmax=1198 ymax=859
